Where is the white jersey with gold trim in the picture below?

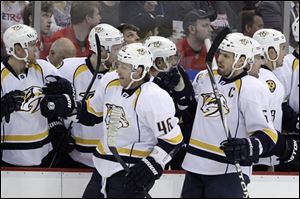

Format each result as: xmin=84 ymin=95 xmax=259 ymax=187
xmin=274 ymin=52 xmax=299 ymax=113
xmin=256 ymin=67 xmax=285 ymax=166
xmin=1 ymin=59 xmax=59 ymax=166
xmin=183 ymin=70 xmax=277 ymax=177
xmin=87 ymin=71 xmax=183 ymax=178
xmin=58 ymin=57 xmax=106 ymax=167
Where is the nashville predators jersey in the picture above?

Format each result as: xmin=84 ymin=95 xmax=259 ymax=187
xmin=256 ymin=67 xmax=284 ymax=166
xmin=1 ymin=58 xmax=59 ymax=166
xmin=58 ymin=57 xmax=108 ymax=167
xmin=273 ymin=51 xmax=299 ymax=113
xmin=183 ymin=70 xmax=277 ymax=177
xmin=88 ymin=71 xmax=183 ymax=178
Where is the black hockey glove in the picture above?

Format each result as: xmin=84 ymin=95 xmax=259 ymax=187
xmin=153 ymin=67 xmax=181 ymax=91
xmin=43 ymin=75 xmax=75 ymax=97
xmin=220 ymin=137 xmax=260 ymax=165
xmin=1 ymin=90 xmax=25 ymax=123
xmin=40 ymin=94 xmax=76 ymax=118
xmin=277 ymin=138 xmax=299 ymax=164
xmin=48 ymin=118 xmax=75 ymax=154
xmin=125 ymin=157 xmax=163 ymax=193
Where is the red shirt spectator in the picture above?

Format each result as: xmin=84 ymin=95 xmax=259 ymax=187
xmin=50 ymin=26 xmax=91 ymax=57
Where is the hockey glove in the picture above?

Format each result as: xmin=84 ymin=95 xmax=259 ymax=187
xmin=220 ymin=137 xmax=260 ymax=165
xmin=125 ymin=157 xmax=163 ymax=193
xmin=277 ymin=138 xmax=299 ymax=164
xmin=43 ymin=75 xmax=75 ymax=97
xmin=40 ymin=94 xmax=76 ymax=118
xmin=153 ymin=67 xmax=181 ymax=91
xmin=1 ymin=90 xmax=25 ymax=123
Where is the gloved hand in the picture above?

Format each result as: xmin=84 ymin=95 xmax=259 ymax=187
xmin=125 ymin=157 xmax=163 ymax=193
xmin=278 ymin=138 xmax=299 ymax=164
xmin=43 ymin=75 xmax=75 ymax=97
xmin=49 ymin=119 xmax=75 ymax=154
xmin=153 ymin=67 xmax=181 ymax=91
xmin=40 ymin=94 xmax=76 ymax=118
xmin=1 ymin=90 xmax=25 ymax=122
xmin=220 ymin=137 xmax=260 ymax=165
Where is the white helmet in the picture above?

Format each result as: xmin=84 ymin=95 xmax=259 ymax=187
xmin=219 ymin=33 xmax=253 ymax=77
xmin=247 ymin=38 xmax=263 ymax=73
xmin=3 ymin=24 xmax=38 ymax=62
xmin=143 ymin=36 xmax=177 ymax=72
xmin=253 ymin=29 xmax=286 ymax=62
xmin=292 ymin=17 xmax=299 ymax=42
xmin=89 ymin=23 xmax=124 ymax=54
xmin=117 ymin=43 xmax=153 ymax=86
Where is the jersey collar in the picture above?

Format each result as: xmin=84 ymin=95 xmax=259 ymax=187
xmin=292 ymin=49 xmax=299 ymax=59
xmin=261 ymin=65 xmax=271 ymax=71
xmin=3 ymin=56 xmax=28 ymax=79
xmin=219 ymin=71 xmax=248 ymax=84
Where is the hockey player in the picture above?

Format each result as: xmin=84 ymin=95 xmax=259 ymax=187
xmin=41 ymin=23 xmax=124 ymax=197
xmin=273 ymin=18 xmax=299 ymax=171
xmin=251 ymin=29 xmax=286 ymax=170
xmin=40 ymin=43 xmax=183 ymax=197
xmin=181 ymin=33 xmax=278 ymax=198
xmin=143 ymin=36 xmax=197 ymax=169
xmin=1 ymin=24 xmax=63 ymax=167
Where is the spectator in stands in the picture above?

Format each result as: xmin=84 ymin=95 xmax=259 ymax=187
xmin=257 ymin=1 xmax=283 ymax=31
xmin=22 ymin=2 xmax=54 ymax=59
xmin=128 ymin=12 xmax=159 ymax=41
xmin=1 ymin=1 xmax=29 ymax=33
xmin=119 ymin=1 xmax=158 ymax=24
xmin=50 ymin=1 xmax=101 ymax=57
xmin=99 ymin=1 xmax=120 ymax=28
xmin=46 ymin=37 xmax=76 ymax=68
xmin=50 ymin=1 xmax=72 ymax=27
xmin=241 ymin=10 xmax=264 ymax=37
xmin=117 ymin=23 xmax=140 ymax=44
xmin=176 ymin=9 xmax=215 ymax=80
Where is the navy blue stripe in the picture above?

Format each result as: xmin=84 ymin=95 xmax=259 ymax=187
xmin=2 ymin=136 xmax=51 ymax=150
xmin=75 ymin=144 xmax=96 ymax=153
xmin=187 ymin=145 xmax=252 ymax=166
xmin=157 ymin=138 xmax=178 ymax=154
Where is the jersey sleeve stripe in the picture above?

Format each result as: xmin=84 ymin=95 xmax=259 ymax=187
xmin=73 ymin=136 xmax=100 ymax=146
xmin=189 ymin=138 xmax=225 ymax=155
xmin=1 ymin=130 xmax=48 ymax=142
xmin=105 ymin=79 xmax=121 ymax=91
xmin=117 ymin=148 xmax=151 ymax=157
xmin=1 ymin=67 xmax=10 ymax=85
xmin=74 ymin=64 xmax=89 ymax=79
xmin=165 ymin=133 xmax=184 ymax=144
xmin=96 ymin=141 xmax=106 ymax=154
xmin=86 ymin=99 xmax=103 ymax=117
xmin=261 ymin=128 xmax=278 ymax=143
xmin=292 ymin=58 xmax=299 ymax=71
xmin=29 ymin=63 xmax=43 ymax=74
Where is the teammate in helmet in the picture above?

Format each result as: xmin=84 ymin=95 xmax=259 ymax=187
xmin=40 ymin=42 xmax=183 ymax=197
xmin=1 ymin=24 xmax=63 ymax=167
xmin=181 ymin=33 xmax=278 ymax=198
xmin=143 ymin=36 xmax=197 ymax=169
xmin=273 ymin=18 xmax=299 ymax=171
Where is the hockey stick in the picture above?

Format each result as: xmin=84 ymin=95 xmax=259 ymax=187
xmin=204 ymin=27 xmax=250 ymax=198
xmin=49 ymin=34 xmax=102 ymax=168
xmin=107 ymin=108 xmax=152 ymax=198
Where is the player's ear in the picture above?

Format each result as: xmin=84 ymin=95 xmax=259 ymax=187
xmin=237 ymin=55 xmax=246 ymax=67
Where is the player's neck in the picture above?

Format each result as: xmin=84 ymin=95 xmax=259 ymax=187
xmin=8 ymin=56 xmax=26 ymax=75
xmin=73 ymin=24 xmax=90 ymax=42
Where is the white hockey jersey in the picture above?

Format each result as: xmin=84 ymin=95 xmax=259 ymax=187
xmin=1 ymin=58 xmax=59 ymax=166
xmin=87 ymin=71 xmax=183 ymax=178
xmin=273 ymin=51 xmax=299 ymax=113
xmin=183 ymin=70 xmax=277 ymax=177
xmin=59 ymin=57 xmax=107 ymax=167
xmin=256 ymin=66 xmax=285 ymax=166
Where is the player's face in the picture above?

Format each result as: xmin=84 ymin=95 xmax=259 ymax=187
xmin=123 ymin=30 xmax=140 ymax=44
xmin=217 ymin=50 xmax=234 ymax=76
xmin=116 ymin=61 xmax=134 ymax=88
xmin=88 ymin=8 xmax=102 ymax=28
xmin=248 ymin=54 xmax=262 ymax=78
xmin=276 ymin=43 xmax=287 ymax=67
